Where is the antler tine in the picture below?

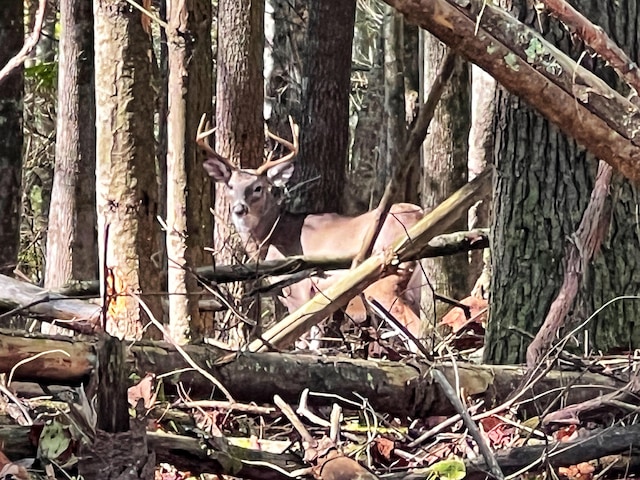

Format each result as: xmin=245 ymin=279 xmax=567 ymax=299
xmin=257 ymin=116 xmax=299 ymax=175
xmin=196 ymin=113 xmax=235 ymax=168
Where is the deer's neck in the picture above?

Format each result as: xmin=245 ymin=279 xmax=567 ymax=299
xmin=240 ymin=211 xmax=306 ymax=260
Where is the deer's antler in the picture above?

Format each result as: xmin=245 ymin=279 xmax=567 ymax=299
xmin=256 ymin=116 xmax=299 ymax=175
xmin=196 ymin=114 xmax=236 ymax=170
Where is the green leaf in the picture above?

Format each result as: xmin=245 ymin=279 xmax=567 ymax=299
xmin=428 ymin=457 xmax=466 ymax=480
xmin=24 ymin=61 xmax=58 ymax=90
xmin=37 ymin=420 xmax=71 ymax=460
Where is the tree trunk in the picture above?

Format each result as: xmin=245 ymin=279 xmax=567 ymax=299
xmin=93 ymin=0 xmax=163 ymax=340
xmin=264 ymin=0 xmax=305 ymax=131
xmin=290 ymin=0 xmax=355 ymax=214
xmin=382 ymin=4 xmax=407 ymax=203
xmin=165 ymin=0 xmax=213 ymax=343
xmin=485 ymin=0 xmax=640 ymax=363
xmin=213 ymin=0 xmax=264 ymax=345
xmin=347 ymin=0 xmax=385 ymax=215
xmin=467 ymin=65 xmax=495 ymax=292
xmin=0 ymin=3 xmax=24 ymax=275
xmin=402 ymin=19 xmax=421 ymax=206
xmin=420 ymin=35 xmax=470 ymax=324
xmin=45 ymin=0 xmax=96 ymax=290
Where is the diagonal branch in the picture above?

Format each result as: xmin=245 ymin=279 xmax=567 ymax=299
xmin=0 ymin=0 xmax=48 ymax=85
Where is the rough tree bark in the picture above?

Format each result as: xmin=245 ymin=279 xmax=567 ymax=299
xmin=45 ymin=0 xmax=97 ymax=290
xmin=290 ymin=0 xmax=355 ymax=214
xmin=165 ymin=0 xmax=213 ymax=343
xmin=486 ymin=0 xmax=640 ymax=363
xmin=420 ymin=36 xmax=471 ymax=323
xmin=94 ymin=0 xmax=162 ymax=339
xmin=347 ymin=1 xmax=386 ymax=215
xmin=213 ymin=0 xmax=264 ymax=344
xmin=0 ymin=3 xmax=24 ymax=274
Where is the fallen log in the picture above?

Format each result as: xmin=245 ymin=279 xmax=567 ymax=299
xmin=0 ymin=331 xmax=626 ymax=419
xmin=383 ymin=0 xmax=640 ymax=182
xmin=0 ymin=275 xmax=101 ymax=334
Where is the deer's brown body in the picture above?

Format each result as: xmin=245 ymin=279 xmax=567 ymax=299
xmin=197 ymin=116 xmax=423 ymax=342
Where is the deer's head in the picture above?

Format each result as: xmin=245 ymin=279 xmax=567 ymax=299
xmin=197 ymin=116 xmax=299 ymax=240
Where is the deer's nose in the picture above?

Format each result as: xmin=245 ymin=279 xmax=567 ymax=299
xmin=232 ymin=204 xmax=248 ymax=216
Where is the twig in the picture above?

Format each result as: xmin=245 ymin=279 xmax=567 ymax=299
xmin=431 ymin=369 xmax=504 ymax=479
xmin=0 ymin=382 xmax=32 ymax=425
xmin=274 ymin=394 xmax=315 ymax=445
xmin=297 ymin=388 xmax=331 ymax=427
xmin=367 ymin=298 xmax=431 ymax=358
xmin=329 ymin=404 xmax=341 ymax=444
xmin=179 ymin=400 xmax=275 ymax=415
xmin=0 ymin=0 xmax=47 ymax=85
xmin=8 ymin=349 xmax=71 ymax=387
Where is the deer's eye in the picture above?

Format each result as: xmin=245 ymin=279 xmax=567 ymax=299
xmin=254 ymin=185 xmax=263 ymax=194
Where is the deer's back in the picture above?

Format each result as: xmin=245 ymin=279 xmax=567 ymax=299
xmin=298 ymin=202 xmax=423 ymax=258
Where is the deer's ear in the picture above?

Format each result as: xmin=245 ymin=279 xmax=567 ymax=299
xmin=203 ymin=158 xmax=233 ymax=183
xmin=266 ymin=162 xmax=294 ymax=187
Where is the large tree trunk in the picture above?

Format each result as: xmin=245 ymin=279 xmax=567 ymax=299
xmin=420 ymin=36 xmax=470 ymax=324
xmin=0 ymin=3 xmax=24 ymax=275
xmin=165 ymin=0 xmax=213 ymax=343
xmin=45 ymin=0 xmax=96 ymax=290
xmin=213 ymin=0 xmax=264 ymax=345
xmin=485 ymin=0 xmax=640 ymax=364
xmin=94 ymin=0 xmax=163 ymax=339
xmin=290 ymin=0 xmax=355 ymax=214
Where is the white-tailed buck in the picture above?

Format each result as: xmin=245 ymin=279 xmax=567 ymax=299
xmin=197 ymin=116 xmax=424 ymax=344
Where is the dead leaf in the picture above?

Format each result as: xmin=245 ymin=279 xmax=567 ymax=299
xmin=372 ymin=437 xmax=394 ymax=461
xmin=440 ymin=296 xmax=488 ymax=333
xmin=128 ymin=373 xmax=157 ymax=409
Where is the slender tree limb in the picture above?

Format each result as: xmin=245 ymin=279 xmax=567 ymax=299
xmin=0 ymin=0 xmax=48 ymax=85
xmin=431 ymin=369 xmax=504 ymax=480
xmin=48 ymin=229 xmax=488 ymax=296
xmin=526 ymin=161 xmax=613 ymax=369
xmin=540 ymin=0 xmax=640 ymax=96
xmin=352 ymin=52 xmax=457 ymax=267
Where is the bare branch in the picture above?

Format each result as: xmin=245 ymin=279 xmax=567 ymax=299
xmin=0 ymin=0 xmax=48 ymax=85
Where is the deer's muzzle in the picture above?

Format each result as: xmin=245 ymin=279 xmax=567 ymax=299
xmin=232 ymin=203 xmax=249 ymax=217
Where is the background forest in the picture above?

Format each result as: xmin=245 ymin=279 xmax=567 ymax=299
xmin=1 ymin=0 xmax=640 ymax=478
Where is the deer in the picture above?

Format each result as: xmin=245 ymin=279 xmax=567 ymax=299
xmin=197 ymin=115 xmax=425 ymax=347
